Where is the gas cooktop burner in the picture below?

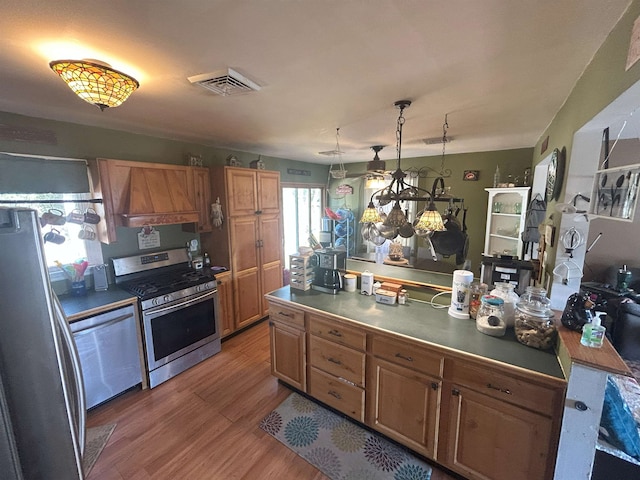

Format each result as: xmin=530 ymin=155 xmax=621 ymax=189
xmin=121 ymin=269 xmax=214 ymax=299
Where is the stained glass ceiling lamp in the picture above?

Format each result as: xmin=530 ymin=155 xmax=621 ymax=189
xmin=359 ymin=100 xmax=444 ymax=237
xmin=49 ymin=59 xmax=139 ymax=111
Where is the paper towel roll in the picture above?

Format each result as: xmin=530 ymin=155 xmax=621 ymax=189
xmin=448 ymin=270 xmax=474 ymax=319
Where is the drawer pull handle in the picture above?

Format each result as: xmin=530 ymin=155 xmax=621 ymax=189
xmin=395 ymin=353 xmax=413 ymax=362
xmin=328 ymin=329 xmax=343 ymax=337
xmin=487 ymin=383 xmax=511 ymax=395
xmin=328 ymin=357 xmax=342 ymax=365
xmin=278 ymin=311 xmax=294 ymax=318
xmin=328 ymin=390 xmax=342 ymax=400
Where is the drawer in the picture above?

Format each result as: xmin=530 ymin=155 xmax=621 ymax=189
xmin=309 ymin=335 xmax=365 ymax=387
xmin=447 ymin=360 xmax=563 ymax=416
xmin=269 ymin=304 xmax=304 ymax=328
xmin=371 ymin=335 xmax=443 ymax=378
xmin=308 ymin=315 xmax=366 ymax=351
xmin=308 ymin=367 xmax=365 ymax=422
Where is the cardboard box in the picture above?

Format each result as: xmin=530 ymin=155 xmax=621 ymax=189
xmin=380 ymin=282 xmax=403 ymax=294
xmin=375 ymin=289 xmax=397 ymax=305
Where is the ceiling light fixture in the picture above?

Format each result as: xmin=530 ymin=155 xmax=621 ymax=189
xmin=359 ymin=100 xmax=445 ymax=238
xmin=49 ymin=59 xmax=139 ymax=111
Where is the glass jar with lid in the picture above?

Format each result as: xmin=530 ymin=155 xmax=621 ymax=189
xmin=490 ymin=282 xmax=520 ymax=327
xmin=515 ymin=286 xmax=556 ymax=350
xmin=476 ymin=295 xmax=506 ymax=337
xmin=469 ymin=282 xmax=488 ymax=319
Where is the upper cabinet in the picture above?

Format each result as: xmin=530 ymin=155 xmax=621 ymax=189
xmin=482 ymin=187 xmax=530 ymax=258
xmin=93 ymin=158 xmax=199 ymax=242
xmin=226 ymin=168 xmax=280 ymax=217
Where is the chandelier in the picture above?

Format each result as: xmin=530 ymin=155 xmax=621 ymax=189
xmin=359 ymin=100 xmax=445 ymax=238
xmin=49 ymin=59 xmax=140 ymax=111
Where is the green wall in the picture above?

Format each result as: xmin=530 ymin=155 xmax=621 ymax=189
xmin=531 ymin=0 xmax=640 ymax=277
xmin=328 ymin=148 xmax=533 ymax=274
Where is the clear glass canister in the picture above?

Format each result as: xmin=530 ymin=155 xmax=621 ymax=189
xmin=476 ymin=295 xmax=506 ymax=337
xmin=515 ymin=286 xmax=556 ymax=350
xmin=490 ymin=282 xmax=520 ymax=327
xmin=469 ymin=282 xmax=488 ymax=319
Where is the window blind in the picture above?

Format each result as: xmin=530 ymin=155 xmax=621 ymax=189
xmin=0 ymin=153 xmax=90 ymax=193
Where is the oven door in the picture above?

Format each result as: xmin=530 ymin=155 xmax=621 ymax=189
xmin=141 ymin=289 xmax=219 ymax=372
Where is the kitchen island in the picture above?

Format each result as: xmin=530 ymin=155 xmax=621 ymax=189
xmin=266 ymin=285 xmax=566 ymax=480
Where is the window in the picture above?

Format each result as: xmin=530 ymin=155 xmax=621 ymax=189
xmin=0 ymin=193 xmax=102 ymax=273
xmin=282 ymin=185 xmax=324 ymax=268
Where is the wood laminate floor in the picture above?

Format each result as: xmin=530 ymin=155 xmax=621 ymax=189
xmin=87 ymin=320 xmax=459 ymax=480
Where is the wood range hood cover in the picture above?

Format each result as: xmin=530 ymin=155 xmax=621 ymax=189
xmin=95 ymin=159 xmax=199 ymax=241
xmin=121 ymin=166 xmax=199 ymax=226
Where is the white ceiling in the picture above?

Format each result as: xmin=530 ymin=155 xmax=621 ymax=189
xmin=0 ymin=0 xmax=631 ymax=164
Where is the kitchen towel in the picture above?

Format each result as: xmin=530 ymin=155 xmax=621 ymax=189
xmin=260 ymin=392 xmax=432 ymax=479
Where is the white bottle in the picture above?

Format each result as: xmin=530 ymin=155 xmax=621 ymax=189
xmin=493 ymin=165 xmax=501 ymax=187
xmin=580 ymin=314 xmax=606 ymax=348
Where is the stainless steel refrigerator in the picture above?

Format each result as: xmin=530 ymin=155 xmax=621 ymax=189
xmin=0 ymin=207 xmax=85 ymax=479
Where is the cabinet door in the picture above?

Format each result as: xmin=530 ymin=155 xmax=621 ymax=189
xmin=229 ymin=217 xmax=259 ymax=273
xmin=368 ymin=357 xmax=441 ymax=459
xmin=257 ymin=170 xmax=281 ymax=214
xmin=261 ymin=261 xmax=283 ymax=316
xmin=445 ymin=385 xmax=554 ymax=480
xmin=269 ymin=320 xmax=306 ymax=391
xmin=483 ymin=188 xmax=529 ymax=258
xmin=234 ymin=268 xmax=263 ymax=329
xmin=226 ymin=168 xmax=257 ymax=216
xmin=193 ymin=167 xmax=212 ymax=232
xmin=216 ymin=272 xmax=234 ymax=337
xmin=259 ymin=214 xmax=282 ymax=265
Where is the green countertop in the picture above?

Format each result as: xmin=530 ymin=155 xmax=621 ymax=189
xmin=267 ymin=285 xmax=565 ymax=380
xmin=58 ymin=286 xmax=138 ymax=321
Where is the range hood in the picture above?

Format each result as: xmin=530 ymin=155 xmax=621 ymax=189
xmin=95 ymin=159 xmax=199 ymax=242
xmin=120 ymin=166 xmax=199 ymax=227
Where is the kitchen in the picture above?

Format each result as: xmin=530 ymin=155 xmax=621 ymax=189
xmin=2 ymin=2 xmax=640 ymax=479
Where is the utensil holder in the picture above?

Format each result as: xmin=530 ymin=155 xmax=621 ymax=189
xmin=70 ymin=280 xmax=87 ymax=296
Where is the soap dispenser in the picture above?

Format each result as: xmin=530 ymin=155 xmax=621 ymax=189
xmin=580 ymin=312 xmax=606 ymax=348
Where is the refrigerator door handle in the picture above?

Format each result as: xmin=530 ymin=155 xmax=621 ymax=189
xmin=53 ymin=296 xmax=86 ymax=456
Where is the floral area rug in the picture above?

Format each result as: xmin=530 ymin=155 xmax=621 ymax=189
xmin=83 ymin=423 xmax=116 ymax=476
xmin=259 ymin=392 xmax=432 ymax=480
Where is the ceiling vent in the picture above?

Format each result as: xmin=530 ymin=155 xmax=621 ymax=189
xmin=423 ymin=136 xmax=453 ymax=145
xmin=188 ymin=68 xmax=261 ymax=96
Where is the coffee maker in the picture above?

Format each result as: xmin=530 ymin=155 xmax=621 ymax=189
xmin=311 ymin=248 xmax=346 ymax=294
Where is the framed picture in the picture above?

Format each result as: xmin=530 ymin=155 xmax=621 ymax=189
xmin=590 ymin=163 xmax=640 ymax=221
xmin=463 ymin=170 xmax=479 ymax=181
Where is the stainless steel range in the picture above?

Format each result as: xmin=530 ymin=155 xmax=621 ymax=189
xmin=112 ymin=248 xmax=220 ymax=388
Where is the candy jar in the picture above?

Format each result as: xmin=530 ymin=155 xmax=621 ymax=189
xmin=515 ymin=286 xmax=556 ymax=350
xmin=476 ymin=295 xmax=506 ymax=337
xmin=469 ymin=282 xmax=488 ymax=319
xmin=490 ymin=282 xmax=520 ymax=327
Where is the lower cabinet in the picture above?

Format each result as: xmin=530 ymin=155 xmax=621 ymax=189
xmin=269 ymin=304 xmax=306 ymax=391
xmin=215 ymin=271 xmax=234 ymax=338
xmin=445 ymin=385 xmax=554 ymax=480
xmin=368 ymin=357 xmax=441 ymax=459
xmin=266 ymin=299 xmax=565 ymax=480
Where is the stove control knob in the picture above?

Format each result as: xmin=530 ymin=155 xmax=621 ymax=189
xmin=195 ymin=284 xmax=202 ymax=292
xmin=163 ymin=295 xmax=171 ymax=303
xmin=152 ymin=298 xmax=159 ymax=306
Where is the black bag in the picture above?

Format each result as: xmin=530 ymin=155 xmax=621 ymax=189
xmin=520 ymin=194 xmax=546 ymax=257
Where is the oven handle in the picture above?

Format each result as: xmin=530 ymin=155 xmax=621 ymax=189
xmin=146 ymin=290 xmax=217 ymax=316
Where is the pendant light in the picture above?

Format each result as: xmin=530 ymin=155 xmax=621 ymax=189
xmin=359 ymin=100 xmax=445 ymax=238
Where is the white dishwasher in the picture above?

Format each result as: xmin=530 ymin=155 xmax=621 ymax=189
xmin=71 ymin=304 xmax=142 ymax=409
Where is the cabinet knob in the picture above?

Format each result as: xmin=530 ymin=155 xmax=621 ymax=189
xmin=431 ymin=382 xmax=439 ymax=391
xmin=255 ymin=210 xmax=262 ymax=215
xmin=452 ymin=388 xmax=460 ymax=396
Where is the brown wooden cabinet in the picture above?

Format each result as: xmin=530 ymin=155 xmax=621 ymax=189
xmin=192 ymin=167 xmax=212 ymax=233
xmin=269 ymin=304 xmax=306 ymax=391
xmin=265 ymin=295 xmax=566 ymax=480
xmin=307 ymin=315 xmax=366 ymax=422
xmin=94 ymin=158 xmax=198 ymax=242
xmin=444 ymin=385 xmax=554 ymax=480
xmin=368 ymin=335 xmax=443 ymax=459
xmin=215 ymin=271 xmax=234 ymax=338
xmin=206 ymin=167 xmax=283 ymax=334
